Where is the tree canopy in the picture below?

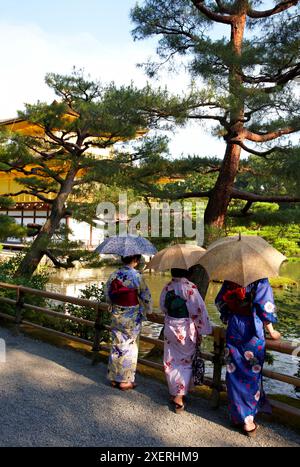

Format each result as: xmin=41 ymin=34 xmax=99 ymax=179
xmin=0 ymin=70 xmax=173 ymax=275
xmin=131 ymin=0 xmax=300 ymax=233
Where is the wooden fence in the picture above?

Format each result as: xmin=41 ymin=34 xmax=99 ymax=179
xmin=0 ymin=281 xmax=299 ymax=416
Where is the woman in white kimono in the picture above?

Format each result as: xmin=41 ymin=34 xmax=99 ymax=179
xmin=105 ymin=255 xmax=152 ymax=390
xmin=160 ymin=269 xmax=212 ymax=412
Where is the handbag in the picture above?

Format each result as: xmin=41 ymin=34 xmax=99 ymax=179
xmin=192 ymin=345 xmax=205 ymax=386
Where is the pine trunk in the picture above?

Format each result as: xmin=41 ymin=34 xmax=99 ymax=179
xmin=15 ymin=172 xmax=76 ymax=278
xmin=204 ymin=142 xmax=242 ymax=229
xmin=203 ymin=9 xmax=247 ymax=239
xmin=15 ymin=209 xmax=64 ymax=278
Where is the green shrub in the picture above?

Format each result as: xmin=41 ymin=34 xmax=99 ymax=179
xmin=272 ymin=239 xmax=299 ymax=257
xmin=0 ymin=253 xmax=49 ymax=318
xmin=226 ymin=206 xmax=300 ymax=257
xmin=51 ymin=283 xmax=110 ymax=342
xmin=0 ymin=255 xmax=109 ymax=343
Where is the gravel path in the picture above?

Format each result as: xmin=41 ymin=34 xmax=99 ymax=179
xmin=0 ymin=327 xmax=299 ymax=447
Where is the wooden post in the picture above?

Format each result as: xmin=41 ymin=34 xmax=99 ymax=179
xmin=210 ymin=326 xmax=225 ymax=408
xmin=14 ymin=287 xmax=25 ymax=335
xmin=91 ymin=304 xmax=103 ymax=365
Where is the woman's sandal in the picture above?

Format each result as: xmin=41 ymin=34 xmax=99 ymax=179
xmin=174 ymin=402 xmax=185 ymax=414
xmin=243 ymin=422 xmax=259 ymax=437
xmin=170 ymin=400 xmax=185 ymax=414
xmin=110 ymin=381 xmax=137 ymax=390
xmin=119 ymin=382 xmax=137 ymax=391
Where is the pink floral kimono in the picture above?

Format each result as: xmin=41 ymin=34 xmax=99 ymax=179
xmin=160 ymin=278 xmax=212 ymax=396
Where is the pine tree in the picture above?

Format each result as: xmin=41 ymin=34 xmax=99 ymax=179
xmin=0 ymin=70 xmax=169 ymax=277
xmin=131 ymin=0 xmax=300 ymax=235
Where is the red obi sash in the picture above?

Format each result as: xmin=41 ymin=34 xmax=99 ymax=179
xmin=109 ymin=278 xmax=139 ymax=306
xmin=222 ymin=282 xmax=252 ymax=316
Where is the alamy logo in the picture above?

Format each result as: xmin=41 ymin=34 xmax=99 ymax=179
xmin=0 ymin=338 xmax=6 ymax=363
xmin=95 ymin=194 xmax=205 ymax=245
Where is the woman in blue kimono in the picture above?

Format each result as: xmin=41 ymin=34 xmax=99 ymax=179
xmin=215 ymin=278 xmax=281 ymax=436
xmin=105 ymin=255 xmax=152 ymax=390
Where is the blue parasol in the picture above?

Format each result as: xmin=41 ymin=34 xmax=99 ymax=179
xmin=94 ymin=235 xmax=157 ymax=256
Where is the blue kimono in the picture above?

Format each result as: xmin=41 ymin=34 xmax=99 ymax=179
xmin=215 ymin=278 xmax=278 ymax=425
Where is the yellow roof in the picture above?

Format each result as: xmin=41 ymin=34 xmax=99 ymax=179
xmin=0 ymin=107 xmax=147 ymax=204
xmin=0 ymin=118 xmax=46 ymax=136
xmin=0 ymin=109 xmax=147 ymax=140
xmin=0 ymin=104 xmax=79 ymax=136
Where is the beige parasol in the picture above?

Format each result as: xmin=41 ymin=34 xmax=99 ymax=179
xmin=145 ymin=243 xmax=206 ymax=271
xmin=197 ymin=234 xmax=287 ymax=287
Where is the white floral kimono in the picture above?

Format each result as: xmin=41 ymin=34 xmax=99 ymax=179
xmin=160 ymin=278 xmax=212 ymax=396
xmin=105 ymin=266 xmax=152 ymax=383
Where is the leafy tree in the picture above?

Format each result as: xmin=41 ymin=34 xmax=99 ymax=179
xmin=0 ymin=70 xmax=169 ymax=277
xmin=0 ymin=197 xmax=26 ymax=241
xmin=131 ymin=0 xmax=300 ymax=236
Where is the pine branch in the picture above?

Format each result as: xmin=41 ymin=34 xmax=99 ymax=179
xmin=186 ymin=114 xmax=227 ymax=124
xmin=171 ymin=190 xmax=212 ymax=199
xmin=241 ymin=63 xmax=300 ymax=87
xmin=241 ymin=200 xmax=253 ymax=214
xmin=230 ymin=188 xmax=300 ymax=203
xmin=44 ymin=250 xmax=75 ymax=269
xmin=191 ymin=0 xmax=234 ymax=24
xmin=139 ymin=47 xmax=193 ymax=74
xmin=165 ymin=187 xmax=300 ymax=203
xmin=2 ymin=160 xmax=65 ymax=184
xmin=231 ymin=141 xmax=286 ymax=158
xmin=0 ymin=190 xmax=54 ymax=204
xmin=140 ymin=102 xmax=226 ymax=120
xmin=146 ymin=22 xmax=198 ymax=42
xmin=214 ymin=0 xmax=233 ymax=14
xmin=81 ymin=133 xmax=121 ymax=151
xmin=243 ymin=126 xmax=300 ymax=142
xmin=45 ymin=129 xmax=82 ymax=153
xmin=26 ymin=136 xmax=69 ymax=156
xmin=37 ymin=161 xmax=65 ymax=184
xmin=247 ymin=0 xmax=299 ymax=19
xmin=24 ymin=139 xmax=62 ymax=155
xmin=244 ymin=104 xmax=274 ymax=119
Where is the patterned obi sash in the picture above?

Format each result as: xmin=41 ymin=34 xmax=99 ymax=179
xmin=110 ymin=278 xmax=139 ymax=306
xmin=164 ymin=290 xmax=189 ymax=319
xmin=222 ymin=284 xmax=252 ymax=317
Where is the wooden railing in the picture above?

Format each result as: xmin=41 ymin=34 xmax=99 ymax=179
xmin=0 ymin=281 xmax=299 ymax=415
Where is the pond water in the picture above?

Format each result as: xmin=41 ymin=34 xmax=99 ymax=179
xmin=47 ymin=262 xmax=300 ymax=399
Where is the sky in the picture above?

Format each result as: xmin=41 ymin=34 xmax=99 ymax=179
xmin=0 ymin=0 xmax=228 ymax=159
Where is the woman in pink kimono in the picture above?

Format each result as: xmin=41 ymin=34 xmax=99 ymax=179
xmin=160 ymin=269 xmax=212 ymax=413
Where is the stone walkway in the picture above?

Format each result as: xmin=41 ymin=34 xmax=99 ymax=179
xmin=0 ymin=327 xmax=299 ymax=447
